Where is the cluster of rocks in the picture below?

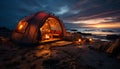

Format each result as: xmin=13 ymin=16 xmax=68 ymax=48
xmin=0 ymin=27 xmax=12 ymax=38
xmin=89 ymin=38 xmax=120 ymax=59
xmin=106 ymin=34 xmax=120 ymax=40
xmin=63 ymin=31 xmax=92 ymax=43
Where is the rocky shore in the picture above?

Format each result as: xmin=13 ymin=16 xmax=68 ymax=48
xmin=88 ymin=38 xmax=120 ymax=59
xmin=0 ymin=27 xmax=120 ymax=69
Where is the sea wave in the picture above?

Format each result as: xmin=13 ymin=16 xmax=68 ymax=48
xmin=67 ymin=27 xmax=120 ymax=36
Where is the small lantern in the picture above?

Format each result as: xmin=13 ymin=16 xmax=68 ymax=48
xmin=78 ymin=38 xmax=82 ymax=43
xmin=89 ymin=38 xmax=93 ymax=42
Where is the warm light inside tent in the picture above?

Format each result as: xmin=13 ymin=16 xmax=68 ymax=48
xmin=40 ymin=17 xmax=62 ymax=41
xmin=18 ymin=24 xmax=23 ymax=30
xmin=45 ymin=34 xmax=50 ymax=39
xmin=16 ymin=21 xmax=28 ymax=33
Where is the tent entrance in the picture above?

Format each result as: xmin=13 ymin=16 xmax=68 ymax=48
xmin=40 ymin=17 xmax=62 ymax=41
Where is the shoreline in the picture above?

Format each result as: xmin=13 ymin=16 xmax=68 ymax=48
xmin=67 ymin=28 xmax=120 ymax=42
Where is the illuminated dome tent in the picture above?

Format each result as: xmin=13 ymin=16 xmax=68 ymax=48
xmin=12 ymin=11 xmax=66 ymax=43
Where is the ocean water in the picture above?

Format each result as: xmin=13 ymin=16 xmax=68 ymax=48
xmin=67 ymin=27 xmax=120 ymax=41
xmin=65 ymin=23 xmax=120 ymax=41
xmin=68 ymin=27 xmax=120 ymax=36
xmin=64 ymin=23 xmax=120 ymax=36
xmin=77 ymin=28 xmax=120 ymax=36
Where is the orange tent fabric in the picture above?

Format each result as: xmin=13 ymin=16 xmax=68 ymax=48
xmin=12 ymin=11 xmax=66 ymax=44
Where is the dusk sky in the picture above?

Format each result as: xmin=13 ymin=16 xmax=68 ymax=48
xmin=0 ymin=0 xmax=120 ymax=29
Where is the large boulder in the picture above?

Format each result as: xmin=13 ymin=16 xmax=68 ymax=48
xmin=106 ymin=39 xmax=120 ymax=56
xmin=100 ymin=41 xmax=112 ymax=52
xmin=106 ymin=35 xmax=120 ymax=40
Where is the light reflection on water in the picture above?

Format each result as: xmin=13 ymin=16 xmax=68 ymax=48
xmin=68 ymin=27 xmax=120 ymax=36
xmin=67 ymin=27 xmax=120 ymax=41
xmin=83 ymin=31 xmax=119 ymax=36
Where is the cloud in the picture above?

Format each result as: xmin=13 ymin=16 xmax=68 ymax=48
xmin=63 ymin=9 xmax=120 ymax=26
xmin=54 ymin=5 xmax=69 ymax=15
xmin=72 ymin=17 xmax=114 ymax=24
xmin=0 ymin=0 xmax=120 ymax=29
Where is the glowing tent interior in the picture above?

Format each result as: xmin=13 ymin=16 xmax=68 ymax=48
xmin=12 ymin=11 xmax=66 ymax=44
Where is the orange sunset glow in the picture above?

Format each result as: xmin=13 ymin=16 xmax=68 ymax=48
xmin=71 ymin=17 xmax=120 ymax=28
xmin=91 ymin=23 xmax=120 ymax=28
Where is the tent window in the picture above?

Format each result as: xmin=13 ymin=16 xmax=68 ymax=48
xmin=40 ymin=17 xmax=62 ymax=40
xmin=40 ymin=22 xmax=51 ymax=40
xmin=49 ymin=18 xmax=62 ymax=34
xmin=16 ymin=21 xmax=28 ymax=33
